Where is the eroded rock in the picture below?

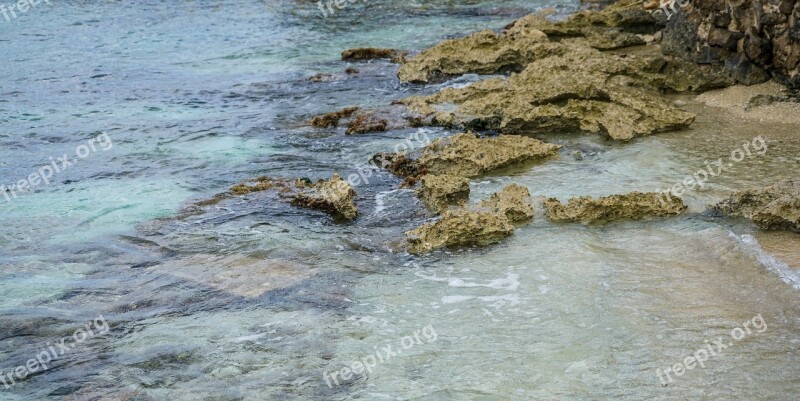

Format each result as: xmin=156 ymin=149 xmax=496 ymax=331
xmin=479 ymin=183 xmax=534 ymax=222
xmin=400 ymin=43 xmax=696 ymax=140
xmin=417 ymin=174 xmax=470 ymax=214
xmin=398 ymin=0 xmax=659 ymax=83
xmin=309 ymin=106 xmax=359 ymax=128
xmin=713 ymin=179 xmax=800 ymax=232
xmin=544 ymin=192 xmax=687 ymax=224
xmin=406 ymin=209 xmax=514 ymax=254
xmin=385 ymin=133 xmax=560 ymax=179
xmin=229 ymin=174 xmax=358 ymax=220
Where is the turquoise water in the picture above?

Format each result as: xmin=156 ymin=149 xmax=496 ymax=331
xmin=2 ymin=1 xmax=800 ymax=400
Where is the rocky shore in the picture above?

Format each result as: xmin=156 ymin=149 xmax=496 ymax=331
xmin=237 ymin=0 xmax=798 ymax=253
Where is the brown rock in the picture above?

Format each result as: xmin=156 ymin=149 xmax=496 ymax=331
xmin=417 ymin=174 xmax=470 ymax=214
xmin=405 ymin=209 xmax=514 ymax=254
xmin=544 ymin=192 xmax=687 ymax=224
xmin=342 ymin=48 xmax=400 ymax=61
xmin=479 ymin=184 xmax=534 ymax=222
xmin=345 ymin=113 xmax=388 ymax=135
xmin=309 ymin=106 xmax=359 ymax=128
xmin=713 ymin=178 xmax=800 ymax=232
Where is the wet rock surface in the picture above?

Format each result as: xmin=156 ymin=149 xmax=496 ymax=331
xmin=417 ymin=174 xmax=471 ymax=214
xmin=405 ymin=209 xmax=514 ymax=254
xmin=341 ymin=47 xmax=406 ymax=63
xmin=544 ymin=192 xmax=687 ymax=224
xmin=713 ymin=179 xmax=800 ymax=232
xmin=382 ymin=133 xmax=560 ymax=179
xmin=228 ymin=174 xmax=358 ymax=221
xmin=399 ymin=41 xmax=697 ymax=140
xmin=478 ymin=183 xmax=535 ymax=222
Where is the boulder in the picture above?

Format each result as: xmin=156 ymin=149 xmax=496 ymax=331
xmin=713 ymin=179 xmax=800 ymax=232
xmin=544 ymin=192 xmax=687 ymax=224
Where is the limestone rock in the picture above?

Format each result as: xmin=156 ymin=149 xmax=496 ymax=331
xmin=406 ymin=209 xmax=514 ymax=254
xmin=229 ymin=174 xmax=358 ymax=221
xmin=383 ymin=133 xmax=560 ymax=179
xmin=292 ymin=174 xmax=359 ymax=220
xmin=401 ymin=44 xmax=696 ymax=140
xmin=342 ymin=48 xmax=404 ymax=62
xmin=713 ymin=179 xmax=800 ymax=232
xmin=309 ymin=107 xmax=359 ymax=128
xmin=544 ymin=192 xmax=687 ymax=224
xmin=417 ymin=174 xmax=471 ymax=214
xmin=479 ymin=184 xmax=534 ymax=222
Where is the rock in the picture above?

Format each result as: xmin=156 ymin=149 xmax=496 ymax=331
xmin=661 ymin=0 xmax=800 ymax=89
xmin=713 ymin=179 xmax=800 ymax=232
xmin=400 ymin=43 xmax=696 ymax=140
xmin=544 ymin=192 xmax=687 ymax=224
xmin=661 ymin=57 xmax=736 ymax=92
xmin=342 ymin=48 xmax=404 ymax=62
xmin=345 ymin=112 xmax=388 ymax=135
xmin=397 ymin=28 xmax=550 ymax=83
xmin=405 ymin=209 xmax=514 ymax=254
xmin=384 ymin=133 xmax=560 ymax=179
xmin=398 ymin=1 xmax=659 ymax=83
xmin=478 ymin=184 xmax=534 ymax=222
xmin=229 ymin=174 xmax=358 ymax=221
xmin=308 ymin=73 xmax=335 ymax=82
xmin=417 ymin=174 xmax=471 ymax=214
xmin=345 ymin=67 xmax=360 ymax=74
xmin=291 ymin=174 xmax=359 ymax=220
xmin=309 ymin=106 xmax=359 ymax=128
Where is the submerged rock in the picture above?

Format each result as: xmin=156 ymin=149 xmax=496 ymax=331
xmin=383 ymin=133 xmax=560 ymax=179
xmin=345 ymin=112 xmax=388 ymax=135
xmin=229 ymin=174 xmax=358 ymax=221
xmin=544 ymin=192 xmax=687 ymax=224
xmin=406 ymin=209 xmax=514 ymax=254
xmin=417 ymin=174 xmax=471 ymax=214
xmin=713 ymin=179 xmax=800 ymax=232
xmin=309 ymin=106 xmax=359 ymax=128
xmin=342 ymin=48 xmax=405 ymax=62
xmin=479 ymin=183 xmax=534 ymax=222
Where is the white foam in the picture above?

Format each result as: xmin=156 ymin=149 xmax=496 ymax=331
xmin=415 ymin=271 xmax=520 ymax=291
xmin=729 ymin=232 xmax=800 ymax=290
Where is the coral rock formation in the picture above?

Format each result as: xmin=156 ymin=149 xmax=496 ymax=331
xmin=417 ymin=174 xmax=471 ymax=214
xmin=713 ymin=179 xmax=800 ymax=232
xmin=544 ymin=192 xmax=687 ymax=224
xmin=479 ymin=184 xmax=535 ymax=222
xmin=406 ymin=209 xmax=514 ymax=254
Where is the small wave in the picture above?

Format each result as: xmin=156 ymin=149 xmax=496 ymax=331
xmin=728 ymin=231 xmax=800 ymax=290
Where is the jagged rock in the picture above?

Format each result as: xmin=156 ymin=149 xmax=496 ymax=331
xmin=544 ymin=192 xmax=687 ymax=224
xmin=479 ymin=184 xmax=534 ymax=222
xmin=397 ymin=28 xmax=550 ymax=83
xmin=398 ymin=1 xmax=659 ymax=83
xmin=713 ymin=179 xmax=800 ymax=232
xmin=229 ymin=174 xmax=358 ymax=220
xmin=309 ymin=107 xmax=359 ymax=128
xmin=406 ymin=209 xmax=514 ymax=254
xmin=400 ymin=43 xmax=696 ymax=140
xmin=661 ymin=0 xmax=799 ymax=89
xmin=417 ymin=174 xmax=470 ymax=214
xmin=382 ymin=133 xmax=560 ymax=179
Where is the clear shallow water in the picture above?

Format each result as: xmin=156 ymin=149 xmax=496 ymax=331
xmin=1 ymin=1 xmax=800 ymax=400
